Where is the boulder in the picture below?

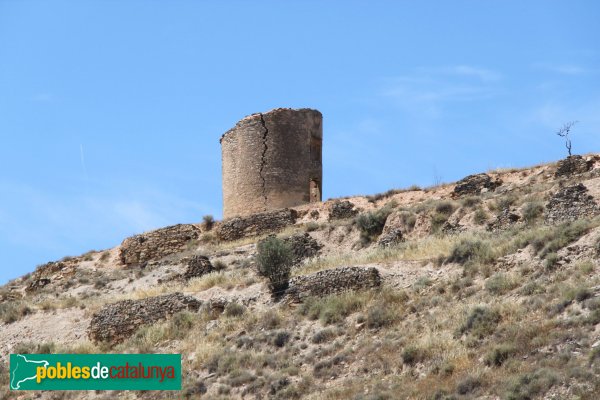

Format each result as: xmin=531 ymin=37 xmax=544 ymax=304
xmin=452 ymin=174 xmax=502 ymax=198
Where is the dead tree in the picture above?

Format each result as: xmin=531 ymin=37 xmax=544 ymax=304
xmin=556 ymin=121 xmax=578 ymax=157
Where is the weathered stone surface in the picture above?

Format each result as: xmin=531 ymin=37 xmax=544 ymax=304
xmin=545 ymin=184 xmax=600 ymax=224
xmin=487 ymin=209 xmax=522 ymax=231
xmin=285 ymin=266 xmax=381 ymax=303
xmin=452 ymin=174 xmax=502 ymax=198
xmin=88 ymin=293 xmax=201 ymax=343
xmin=283 ymin=233 xmax=323 ymax=264
xmin=216 ymin=209 xmax=298 ymax=241
xmin=221 ymin=108 xmax=323 ymax=219
xmin=25 ymin=260 xmax=77 ymax=292
xmin=377 ymin=228 xmax=404 ymax=247
xmin=182 ymin=255 xmax=214 ymax=281
xmin=119 ymin=224 xmax=201 ymax=266
xmin=328 ymin=200 xmax=358 ymax=220
xmin=555 ymin=155 xmax=593 ymax=177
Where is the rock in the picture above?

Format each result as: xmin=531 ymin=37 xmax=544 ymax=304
xmin=216 ymin=209 xmax=298 ymax=241
xmin=377 ymin=228 xmax=404 ymax=247
xmin=452 ymin=173 xmax=502 ymax=198
xmin=182 ymin=255 xmax=214 ymax=280
xmin=88 ymin=293 xmax=201 ymax=344
xmin=487 ymin=208 xmax=522 ymax=231
xmin=555 ymin=155 xmax=593 ymax=177
xmin=282 ymin=233 xmax=323 ymax=264
xmin=328 ymin=200 xmax=358 ymax=220
xmin=119 ymin=224 xmax=201 ymax=266
xmin=545 ymin=183 xmax=600 ymax=224
xmin=285 ymin=266 xmax=381 ymax=303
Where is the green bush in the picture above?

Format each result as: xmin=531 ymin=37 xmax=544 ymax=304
xmin=355 ymin=205 xmax=394 ymax=244
xmin=505 ymin=368 xmax=558 ymax=400
xmin=485 ymin=344 xmax=516 ymax=366
xmin=366 ymin=304 xmax=397 ymax=329
xmin=0 ymin=301 xmax=32 ymax=324
xmin=299 ymin=293 xmax=365 ymax=325
xmin=401 ymin=346 xmax=426 ymax=365
xmin=446 ymin=238 xmax=493 ymax=265
xmin=485 ymin=273 xmax=517 ymax=295
xmin=522 ymin=202 xmax=544 ymax=224
xmin=473 ymin=208 xmax=488 ymax=225
xmin=458 ymin=306 xmax=501 ymax=338
xmin=202 ymin=215 xmax=215 ymax=231
xmin=224 ymin=302 xmax=246 ymax=317
xmin=256 ymin=236 xmax=293 ymax=297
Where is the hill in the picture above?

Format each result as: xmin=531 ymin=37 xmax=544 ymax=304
xmin=2 ymin=154 xmax=600 ymax=399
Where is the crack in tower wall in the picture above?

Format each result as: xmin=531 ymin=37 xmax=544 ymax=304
xmin=258 ymin=113 xmax=269 ymax=210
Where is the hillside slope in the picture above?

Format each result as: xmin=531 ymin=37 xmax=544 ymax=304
xmin=2 ymin=154 xmax=600 ymax=399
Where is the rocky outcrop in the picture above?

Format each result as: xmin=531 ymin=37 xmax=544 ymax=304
xmin=181 ymin=255 xmax=214 ymax=280
xmin=377 ymin=228 xmax=404 ymax=247
xmin=487 ymin=209 xmax=522 ymax=231
xmin=283 ymin=233 xmax=323 ymax=265
xmin=25 ymin=259 xmax=78 ymax=292
xmin=328 ymin=200 xmax=358 ymax=220
xmin=555 ymin=155 xmax=593 ymax=177
xmin=216 ymin=209 xmax=298 ymax=241
xmin=119 ymin=224 xmax=201 ymax=266
xmin=452 ymin=174 xmax=502 ymax=198
xmin=285 ymin=266 xmax=381 ymax=303
xmin=88 ymin=293 xmax=201 ymax=344
xmin=545 ymin=184 xmax=600 ymax=224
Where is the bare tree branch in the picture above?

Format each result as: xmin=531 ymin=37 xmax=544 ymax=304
xmin=556 ymin=120 xmax=578 ymax=157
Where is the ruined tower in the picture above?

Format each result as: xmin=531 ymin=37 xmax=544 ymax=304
xmin=220 ymin=108 xmax=323 ymax=219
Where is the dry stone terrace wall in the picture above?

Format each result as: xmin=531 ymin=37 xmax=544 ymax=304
xmin=221 ymin=108 xmax=323 ymax=219
xmin=216 ymin=209 xmax=298 ymax=241
xmin=545 ymin=183 xmax=600 ymax=224
xmin=119 ymin=224 xmax=201 ymax=266
xmin=555 ymin=155 xmax=594 ymax=177
xmin=88 ymin=293 xmax=202 ymax=344
xmin=452 ymin=173 xmax=502 ymax=198
xmin=285 ymin=266 xmax=381 ymax=303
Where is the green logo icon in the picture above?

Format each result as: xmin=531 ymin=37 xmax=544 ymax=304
xmin=10 ymin=354 xmax=181 ymax=390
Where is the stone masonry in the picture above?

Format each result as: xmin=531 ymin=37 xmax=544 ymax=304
xmin=88 ymin=292 xmax=202 ymax=343
xmin=220 ymin=108 xmax=323 ymax=219
xmin=452 ymin=173 xmax=502 ymax=198
xmin=285 ymin=266 xmax=381 ymax=303
xmin=216 ymin=209 xmax=298 ymax=241
xmin=545 ymin=183 xmax=600 ymax=224
xmin=119 ymin=224 xmax=201 ymax=266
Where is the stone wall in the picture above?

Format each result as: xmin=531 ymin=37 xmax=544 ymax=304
xmin=285 ymin=266 xmax=381 ymax=303
xmin=216 ymin=209 xmax=298 ymax=241
xmin=452 ymin=173 xmax=502 ymax=198
xmin=119 ymin=224 xmax=201 ymax=266
xmin=221 ymin=108 xmax=323 ymax=219
xmin=555 ymin=155 xmax=593 ymax=177
xmin=88 ymin=293 xmax=202 ymax=343
xmin=545 ymin=183 xmax=600 ymax=224
xmin=328 ymin=200 xmax=358 ymax=220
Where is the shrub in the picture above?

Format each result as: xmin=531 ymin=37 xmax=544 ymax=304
xmin=505 ymin=368 xmax=558 ymax=400
xmin=544 ymin=253 xmax=559 ymax=270
xmin=539 ymin=220 xmax=592 ymax=259
xmin=202 ymin=215 xmax=215 ymax=231
xmin=256 ymin=236 xmax=293 ymax=297
xmin=473 ymin=208 xmax=488 ymax=225
xmin=446 ymin=238 xmax=493 ymax=265
xmin=522 ymin=202 xmax=544 ymax=224
xmin=461 ymin=196 xmax=481 ymax=208
xmin=273 ymin=331 xmax=290 ymax=348
xmin=595 ymin=236 xmax=600 ymax=257
xmin=456 ymin=376 xmax=481 ymax=395
xmin=167 ymin=311 xmax=196 ymax=339
xmin=299 ymin=293 xmax=365 ymax=325
xmin=0 ymin=301 xmax=32 ymax=324
xmin=485 ymin=344 xmax=516 ymax=366
xmin=312 ymin=328 xmax=337 ymax=344
xmin=401 ymin=346 xmax=425 ymax=365
xmin=458 ymin=306 xmax=501 ymax=338
xmin=398 ymin=211 xmax=417 ymax=231
xmin=485 ymin=273 xmax=517 ymax=295
xmin=355 ymin=205 xmax=394 ymax=244
xmin=224 ymin=302 xmax=246 ymax=317
xmin=435 ymin=201 xmax=456 ymax=215
xmin=366 ymin=304 xmax=396 ymax=329
xmin=13 ymin=342 xmax=55 ymax=354
xmin=304 ymin=222 xmax=319 ymax=232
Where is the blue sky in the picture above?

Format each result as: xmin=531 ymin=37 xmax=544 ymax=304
xmin=1 ymin=1 xmax=599 ymax=284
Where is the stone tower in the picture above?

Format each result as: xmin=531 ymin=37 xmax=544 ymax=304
xmin=220 ymin=108 xmax=323 ymax=219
